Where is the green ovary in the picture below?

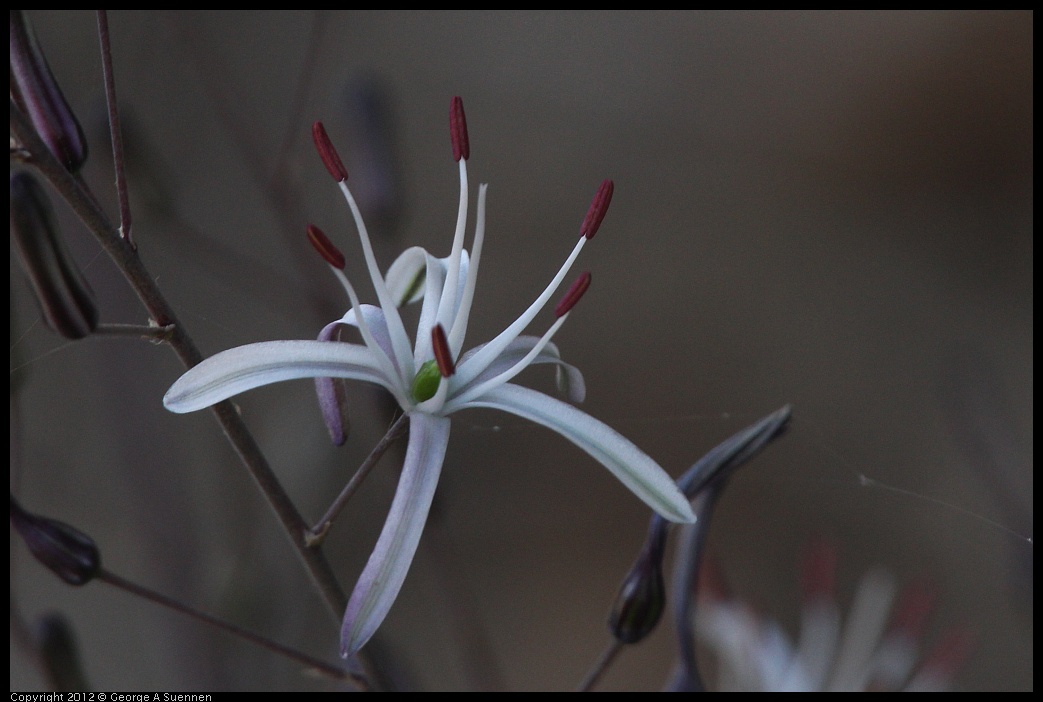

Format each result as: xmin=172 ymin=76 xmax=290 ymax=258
xmin=411 ymin=359 xmax=441 ymax=402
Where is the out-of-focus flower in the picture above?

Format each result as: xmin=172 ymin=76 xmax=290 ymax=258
xmin=687 ymin=543 xmax=971 ymax=691
xmin=164 ymin=98 xmax=695 ymax=657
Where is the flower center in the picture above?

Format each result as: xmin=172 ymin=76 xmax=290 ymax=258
xmin=411 ymin=360 xmax=441 ymax=403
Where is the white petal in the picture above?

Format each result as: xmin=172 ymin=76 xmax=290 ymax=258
xmin=163 ymin=340 xmax=400 ymax=413
xmin=455 ymin=384 xmax=695 ymax=523
xmin=825 ymin=568 xmax=897 ymax=691
xmin=413 ymin=249 xmax=469 ymax=366
xmin=455 ymin=337 xmax=585 ymax=404
xmin=384 ymin=246 xmax=430 ymax=306
xmin=787 ymin=597 xmax=841 ymax=691
xmin=341 ymin=413 xmax=451 ymax=655
xmin=453 ymin=236 xmax=586 ymax=390
xmin=327 ymin=304 xmax=395 ymax=363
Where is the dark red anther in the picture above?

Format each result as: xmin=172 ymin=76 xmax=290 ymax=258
xmin=450 ymin=96 xmax=469 ymax=162
xmin=889 ymin=580 xmax=937 ymax=639
xmin=306 ymin=224 xmax=346 ymax=270
xmin=431 ymin=324 xmax=456 ymax=377
xmin=921 ymin=628 xmax=974 ymax=679
xmin=555 ymin=272 xmax=591 ymax=318
xmin=579 ymin=179 xmax=614 ymax=240
xmin=312 ymin=121 xmax=349 ymax=182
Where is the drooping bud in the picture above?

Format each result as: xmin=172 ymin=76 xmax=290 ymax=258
xmin=431 ymin=324 xmax=456 ymax=377
xmin=608 ymin=546 xmax=666 ymax=644
xmin=306 ymin=224 xmax=346 ymax=270
xmin=10 ymin=171 xmax=98 ymax=339
xmin=9 ymin=11 xmax=89 ymax=172
xmin=312 ymin=121 xmax=349 ymax=182
xmin=10 ymin=496 xmax=101 ymax=586
xmin=579 ymin=179 xmax=613 ymax=240
xmin=450 ymin=96 xmax=469 ymax=162
xmin=554 ymin=271 xmax=591 ymax=318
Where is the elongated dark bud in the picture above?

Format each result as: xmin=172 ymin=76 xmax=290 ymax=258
xmin=608 ymin=543 xmax=666 ymax=644
xmin=10 ymin=172 xmax=99 ymax=339
xmin=10 ymin=10 xmax=89 ymax=172
xmin=10 ymin=496 xmax=101 ymax=586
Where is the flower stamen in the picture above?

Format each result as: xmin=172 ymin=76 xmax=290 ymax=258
xmin=580 ymin=179 xmax=614 ymax=240
xmin=446 ymin=272 xmax=590 ymax=411
xmin=555 ymin=271 xmax=592 ymax=318
xmin=446 ymin=183 xmax=488 ymax=357
xmin=307 ymin=224 xmax=408 ymax=407
xmin=435 ymin=98 xmax=471 ymax=334
xmin=312 ymin=121 xmax=349 ymax=183
xmin=306 ymin=222 xmax=347 ymax=270
xmin=312 ymin=122 xmax=416 ymax=385
xmin=453 ymin=181 xmax=611 ymax=390
xmin=450 ymin=95 xmax=470 ymax=162
xmin=337 ymin=179 xmax=416 ymax=384
xmin=431 ymin=324 xmax=456 ymax=377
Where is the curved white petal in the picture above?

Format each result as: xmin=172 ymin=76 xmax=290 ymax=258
xmin=341 ymin=413 xmax=451 ymax=655
xmin=787 ymin=598 xmax=841 ymax=691
xmin=328 ymin=304 xmax=395 ymax=364
xmin=163 ymin=340 xmax=401 ymax=413
xmin=453 ymin=236 xmax=586 ymax=389
xmin=454 ymin=337 xmax=586 ymax=405
xmin=455 ymin=384 xmax=695 ymax=523
xmin=825 ymin=568 xmax=896 ymax=691
xmin=384 ymin=246 xmax=430 ymax=306
xmin=413 ymin=250 xmax=469 ymax=366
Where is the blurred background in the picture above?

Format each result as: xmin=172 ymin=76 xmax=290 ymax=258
xmin=11 ymin=11 xmax=1031 ymax=691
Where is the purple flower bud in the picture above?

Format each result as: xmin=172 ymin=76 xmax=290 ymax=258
xmin=10 ymin=171 xmax=99 ymax=339
xmin=10 ymin=497 xmax=101 ymax=586
xmin=9 ymin=11 xmax=89 ymax=172
xmin=314 ymin=320 xmax=351 ymax=446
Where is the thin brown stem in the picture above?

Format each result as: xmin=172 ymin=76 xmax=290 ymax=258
xmin=93 ymin=322 xmax=175 ymax=341
xmin=98 ymin=569 xmax=362 ymax=687
xmin=95 ymin=10 xmax=133 ymax=250
xmin=11 ymin=97 xmax=362 ymax=666
xmin=577 ymin=639 xmax=624 ymax=692
xmin=307 ymin=413 xmax=409 ymax=546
